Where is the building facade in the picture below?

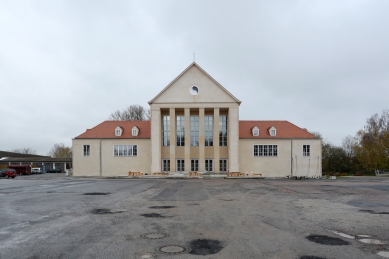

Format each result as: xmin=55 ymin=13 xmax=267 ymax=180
xmin=73 ymin=63 xmax=321 ymax=177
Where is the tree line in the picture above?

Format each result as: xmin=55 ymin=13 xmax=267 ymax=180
xmin=317 ymin=109 xmax=389 ymax=174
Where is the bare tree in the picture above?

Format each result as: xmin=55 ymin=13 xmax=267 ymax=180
xmin=109 ymin=105 xmax=150 ymax=121
xmin=11 ymin=148 xmax=37 ymax=155
xmin=48 ymin=143 xmax=72 ymax=158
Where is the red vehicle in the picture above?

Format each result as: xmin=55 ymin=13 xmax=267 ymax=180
xmin=7 ymin=165 xmax=32 ymax=175
xmin=0 ymin=168 xmax=17 ymax=178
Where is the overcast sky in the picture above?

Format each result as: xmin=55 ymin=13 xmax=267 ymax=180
xmin=1 ymin=0 xmax=389 ymax=155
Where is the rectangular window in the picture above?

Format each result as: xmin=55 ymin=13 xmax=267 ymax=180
xmin=219 ymin=115 xmax=227 ymax=146
xmin=191 ymin=159 xmax=199 ymax=171
xmin=220 ymin=159 xmax=228 ymax=172
xmin=162 ymin=159 xmax=170 ymax=172
xmin=303 ymin=145 xmax=310 ymax=156
xmin=176 ymin=116 xmax=185 ymax=146
xmin=204 ymin=116 xmax=213 ymax=146
xmin=113 ymin=145 xmax=137 ymax=156
xmin=253 ymin=145 xmax=278 ymax=157
xmin=176 ymin=159 xmax=185 ymax=172
xmin=162 ymin=116 xmax=170 ymax=146
xmin=83 ymin=145 xmax=90 ymax=156
xmin=205 ymin=159 xmax=213 ymax=172
xmin=190 ymin=116 xmax=199 ymax=146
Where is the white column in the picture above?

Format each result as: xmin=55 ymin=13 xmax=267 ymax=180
xmin=199 ymin=108 xmax=205 ymax=172
xmin=169 ymin=108 xmax=176 ymax=172
xmin=151 ymin=108 xmax=161 ymax=173
xmin=213 ymin=108 xmax=220 ymax=172
xmin=228 ymin=107 xmax=239 ymax=172
xmin=184 ymin=108 xmax=190 ymax=172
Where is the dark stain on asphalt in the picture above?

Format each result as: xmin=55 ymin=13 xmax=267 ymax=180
xmin=91 ymin=208 xmax=125 ymax=214
xmin=299 ymin=256 xmax=327 ymax=259
xmin=359 ymin=209 xmax=389 ymax=215
xmin=306 ymin=235 xmax=350 ymax=246
xmin=83 ymin=192 xmax=110 ymax=195
xmin=149 ymin=206 xmax=176 ymax=209
xmin=92 ymin=209 xmax=112 ymax=214
xmin=188 ymin=239 xmax=223 ymax=255
xmin=141 ymin=213 xmax=166 ymax=218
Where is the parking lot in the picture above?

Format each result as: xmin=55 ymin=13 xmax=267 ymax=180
xmin=1 ymin=174 xmax=389 ymax=259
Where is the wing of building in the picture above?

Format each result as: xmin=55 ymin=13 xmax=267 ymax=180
xmin=73 ymin=62 xmax=322 ymax=177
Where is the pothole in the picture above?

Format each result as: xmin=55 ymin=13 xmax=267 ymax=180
xmin=141 ymin=213 xmax=166 ymax=218
xmin=141 ymin=233 xmax=169 ymax=239
xmin=219 ymin=198 xmax=233 ymax=201
xmin=299 ymin=256 xmax=327 ymax=259
xmin=149 ymin=206 xmax=176 ymax=209
xmin=377 ymin=251 xmax=389 ymax=258
xmin=83 ymin=192 xmax=111 ymax=195
xmin=156 ymin=245 xmax=190 ymax=255
xmin=189 ymin=239 xmax=223 ymax=255
xmin=306 ymin=235 xmax=350 ymax=246
xmin=91 ymin=208 xmax=126 ymax=214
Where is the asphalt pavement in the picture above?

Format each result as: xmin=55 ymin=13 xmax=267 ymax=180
xmin=0 ymin=174 xmax=389 ymax=259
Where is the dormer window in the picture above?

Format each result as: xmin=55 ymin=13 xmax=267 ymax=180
xmin=269 ymin=126 xmax=276 ymax=136
xmin=132 ymin=126 xmax=139 ymax=136
xmin=115 ymin=126 xmax=123 ymax=137
xmin=252 ymin=126 xmax=259 ymax=136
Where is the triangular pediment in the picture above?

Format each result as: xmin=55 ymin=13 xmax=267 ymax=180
xmin=149 ymin=62 xmax=241 ymax=104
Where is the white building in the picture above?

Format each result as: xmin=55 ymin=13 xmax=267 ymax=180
xmin=73 ymin=62 xmax=321 ymax=177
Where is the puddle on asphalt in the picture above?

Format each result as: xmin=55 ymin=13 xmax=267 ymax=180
xmin=359 ymin=209 xmax=389 ymax=215
xmin=188 ymin=239 xmax=223 ymax=255
xmin=91 ymin=208 xmax=126 ymax=214
xmin=306 ymin=235 xmax=350 ymax=246
xmin=83 ymin=192 xmax=111 ymax=195
xmin=330 ymin=230 xmax=387 ymax=245
xmin=149 ymin=206 xmax=176 ymax=209
xmin=141 ymin=213 xmax=167 ymax=218
xmin=377 ymin=251 xmax=389 ymax=258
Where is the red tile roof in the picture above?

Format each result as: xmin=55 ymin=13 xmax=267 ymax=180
xmin=75 ymin=120 xmax=318 ymax=140
xmin=75 ymin=121 xmax=151 ymax=139
xmin=239 ymin=121 xmax=318 ymax=139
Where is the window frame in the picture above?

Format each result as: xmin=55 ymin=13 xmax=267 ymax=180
xmin=219 ymin=159 xmax=228 ymax=172
xmin=176 ymin=116 xmax=185 ymax=146
xmin=132 ymin=126 xmax=139 ymax=136
xmin=252 ymin=126 xmax=259 ymax=136
xmin=162 ymin=116 xmax=170 ymax=146
xmin=204 ymin=115 xmax=213 ymax=146
xmin=115 ymin=126 xmax=123 ymax=137
xmin=83 ymin=145 xmax=90 ymax=156
xmin=191 ymin=159 xmax=199 ymax=172
xmin=190 ymin=115 xmax=199 ymax=146
xmin=205 ymin=159 xmax=213 ymax=172
xmin=219 ymin=115 xmax=228 ymax=146
xmin=303 ymin=145 xmax=310 ymax=157
xmin=253 ymin=144 xmax=278 ymax=157
xmin=176 ymin=159 xmax=185 ymax=172
xmin=162 ymin=159 xmax=170 ymax=172
xmin=113 ymin=145 xmax=138 ymax=157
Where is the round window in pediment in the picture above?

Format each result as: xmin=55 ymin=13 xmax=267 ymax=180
xmin=190 ymin=86 xmax=199 ymax=95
